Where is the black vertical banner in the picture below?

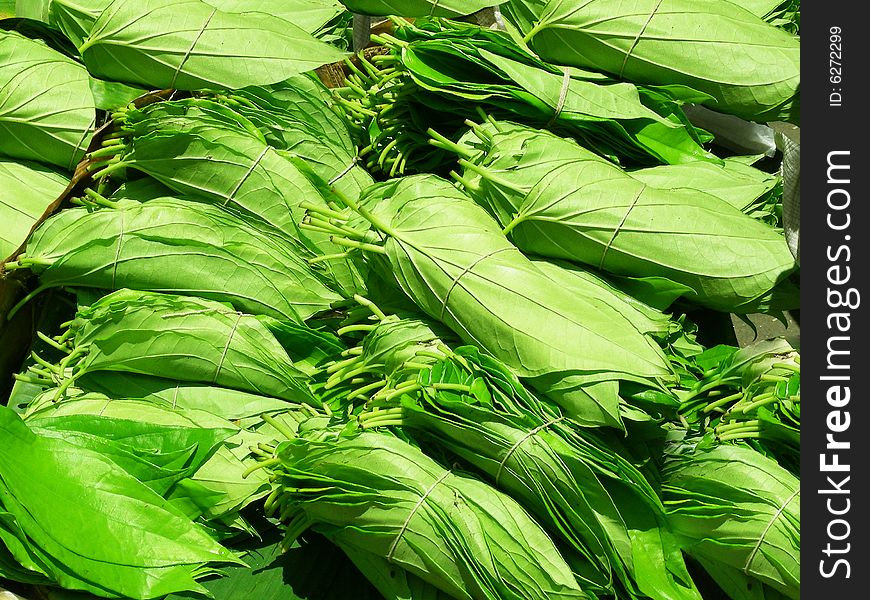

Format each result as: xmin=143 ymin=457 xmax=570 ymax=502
xmin=803 ymin=4 xmax=867 ymax=598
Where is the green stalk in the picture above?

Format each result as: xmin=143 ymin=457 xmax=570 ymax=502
xmin=29 ymin=352 xmax=61 ymax=375
xmin=329 ymin=236 xmax=387 ymax=254
xmin=262 ymin=413 xmax=297 ymax=441
xmin=299 ymin=202 xmax=348 ymax=221
xmin=241 ymin=457 xmax=281 ymax=479
xmin=353 ymin=294 xmax=387 ymax=320
xmin=718 ymin=431 xmax=762 ymax=442
xmin=336 ymin=323 xmax=377 ymax=336
xmin=12 ymin=374 xmax=53 ymax=386
xmin=348 ymin=379 xmax=388 ymax=400
xmin=326 ymin=355 xmax=362 ymax=375
xmin=715 ymin=419 xmax=760 ymax=435
xmin=522 ymin=19 xmax=549 ymax=44
xmin=457 ymin=158 xmax=528 ymax=195
xmin=701 ymin=390 xmax=744 ymax=414
xmin=91 ymin=159 xmax=129 ymax=180
xmin=325 ymin=365 xmax=381 ymax=390
xmin=427 ymin=128 xmax=474 ymax=159
xmin=87 ymin=145 xmax=125 ymax=159
xmin=84 ymin=188 xmax=120 ymax=209
xmin=731 ymin=392 xmax=781 ymax=415
xmin=6 ymin=284 xmax=54 ymax=320
xmin=431 ymin=383 xmax=471 ymax=393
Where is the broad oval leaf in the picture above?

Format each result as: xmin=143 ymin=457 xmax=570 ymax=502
xmin=79 ymin=0 xmax=347 ymax=91
xmin=46 ymin=0 xmax=110 ymax=48
xmin=0 ymin=31 xmax=95 ymax=170
xmin=19 ymin=196 xmax=342 ymax=321
xmin=339 ymin=0 xmax=502 ymax=17
xmin=663 ymin=444 xmax=800 ymax=599
xmin=205 ymin=0 xmax=345 ymax=33
xmin=62 ymin=289 xmax=321 ymax=404
xmin=459 ymin=124 xmax=797 ymax=312
xmin=521 ymin=0 xmax=800 ymax=123
xmin=0 ymin=159 xmax=68 ymax=261
xmin=0 ymin=405 xmax=242 ymax=598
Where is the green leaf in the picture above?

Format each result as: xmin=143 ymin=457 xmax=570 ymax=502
xmin=60 ymin=289 xmax=323 ymax=404
xmin=0 ymin=159 xmax=67 ymax=261
xmin=88 ymin=76 xmax=147 ymax=110
xmin=663 ymin=444 xmax=800 ymax=600
xmin=19 ymin=196 xmax=342 ymax=321
xmin=631 ymin=160 xmax=779 ymax=212
xmin=205 ymin=0 xmax=345 ymax=33
xmin=519 ymin=0 xmax=800 ymax=123
xmin=76 ymin=371 xmax=299 ymax=422
xmin=339 ymin=0 xmax=502 ymax=17
xmin=0 ymin=405 xmax=243 ymax=598
xmin=0 ymin=30 xmax=95 ymax=170
xmin=273 ymin=429 xmax=589 ymax=600
xmin=80 ymin=0 xmax=346 ymax=90
xmin=44 ymin=0 xmax=110 ymax=48
xmin=351 ymin=175 xmax=673 ymax=427
xmin=164 ymin=527 xmax=382 ymax=600
xmin=458 ymin=122 xmax=797 ymax=312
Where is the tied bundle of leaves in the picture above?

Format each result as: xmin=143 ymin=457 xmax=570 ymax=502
xmin=441 ymin=119 xmax=798 ymax=313
xmin=264 ymin=427 xmax=590 ymax=600
xmin=0 ymin=30 xmax=95 ymax=170
xmin=630 ymin=158 xmax=783 ymax=225
xmin=357 ymin=342 xmax=702 ymax=600
xmin=22 ymin=289 xmax=336 ymax=405
xmin=87 ymin=99 xmax=368 ymax=295
xmin=334 ymin=18 xmax=713 ymax=175
xmin=203 ymin=74 xmax=375 ymax=202
xmin=317 ymin=312 xmax=455 ymax=406
xmin=504 ymin=0 xmax=800 ymax=123
xmin=662 ymin=443 xmax=800 ymax=600
xmin=21 ymin=389 xmax=313 ymax=533
xmin=0 ymin=405 xmax=244 ymax=598
xmin=303 ymin=174 xmax=675 ymax=428
xmin=72 ymin=371 xmax=313 ymax=424
xmin=75 ymin=0 xmax=346 ymax=90
xmin=5 ymin=194 xmax=343 ymax=321
xmin=23 ymin=393 xmax=235 ymax=489
xmin=29 ymin=0 xmax=349 ymax=49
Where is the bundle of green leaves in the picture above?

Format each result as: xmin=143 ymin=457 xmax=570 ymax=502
xmin=266 ymin=427 xmax=590 ymax=600
xmin=442 ymin=119 xmax=798 ymax=313
xmin=662 ymin=443 xmax=800 ymax=600
xmin=333 ymin=17 xmax=713 ymax=173
xmin=503 ymin=0 xmax=800 ymax=123
xmin=355 ymin=340 xmax=700 ymax=600
xmin=6 ymin=195 xmax=343 ymax=321
xmin=303 ymin=174 xmax=676 ymax=428
xmin=0 ymin=404 xmax=243 ymax=598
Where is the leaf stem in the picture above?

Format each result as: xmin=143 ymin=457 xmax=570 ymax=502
xmin=261 ymin=413 xmax=297 ymax=441
xmin=352 ymin=294 xmax=387 ymax=320
xmin=241 ymin=457 xmax=281 ymax=479
xmin=427 ymin=128 xmax=474 ymax=159
xmin=336 ymin=323 xmax=377 ymax=336
xmin=329 ymin=236 xmax=386 ymax=254
xmin=6 ymin=284 xmax=53 ymax=321
xmin=348 ymin=379 xmax=387 ymax=400
xmin=457 ymin=158 xmax=527 ymax=195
